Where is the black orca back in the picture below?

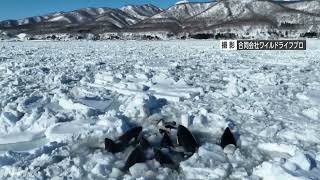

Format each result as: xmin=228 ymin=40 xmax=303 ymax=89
xmin=220 ymin=127 xmax=236 ymax=149
xmin=177 ymin=125 xmax=199 ymax=153
xmin=122 ymin=146 xmax=146 ymax=171
xmin=154 ymin=149 xmax=174 ymax=165
xmin=139 ymin=136 xmax=151 ymax=150
xmin=105 ymin=138 xmax=122 ymax=153
xmin=119 ymin=126 xmax=142 ymax=145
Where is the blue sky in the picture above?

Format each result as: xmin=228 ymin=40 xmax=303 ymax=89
xmin=0 ymin=0 xmax=207 ymax=21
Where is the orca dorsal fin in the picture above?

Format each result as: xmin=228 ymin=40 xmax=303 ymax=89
xmin=138 ymin=135 xmax=151 ymax=150
xmin=177 ymin=125 xmax=199 ymax=153
xmin=105 ymin=138 xmax=122 ymax=153
xmin=220 ymin=127 xmax=236 ymax=149
xmin=118 ymin=126 xmax=143 ymax=145
xmin=122 ymin=146 xmax=146 ymax=171
xmin=154 ymin=149 xmax=175 ymax=165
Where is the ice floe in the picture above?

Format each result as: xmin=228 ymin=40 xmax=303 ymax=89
xmin=0 ymin=40 xmax=319 ymax=179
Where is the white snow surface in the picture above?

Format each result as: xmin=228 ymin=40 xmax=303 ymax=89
xmin=0 ymin=40 xmax=320 ymax=179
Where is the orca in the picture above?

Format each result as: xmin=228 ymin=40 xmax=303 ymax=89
xmin=220 ymin=127 xmax=236 ymax=149
xmin=104 ymin=138 xmax=122 ymax=153
xmin=154 ymin=149 xmax=175 ymax=165
xmin=159 ymin=128 xmax=170 ymax=134
xmin=105 ymin=126 xmax=142 ymax=153
xmin=138 ymin=135 xmax=151 ymax=150
xmin=164 ymin=121 xmax=177 ymax=129
xmin=177 ymin=125 xmax=199 ymax=153
xmin=160 ymin=132 xmax=174 ymax=148
xmin=118 ymin=126 xmax=143 ymax=145
xmin=122 ymin=146 xmax=146 ymax=171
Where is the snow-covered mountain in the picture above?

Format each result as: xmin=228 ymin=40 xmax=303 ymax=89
xmin=1 ymin=5 xmax=162 ymax=27
xmin=131 ymin=0 xmax=320 ymax=38
xmin=120 ymin=4 xmax=163 ymax=20
xmin=0 ymin=0 xmax=319 ymax=39
xmin=152 ymin=2 xmax=214 ymax=21
xmin=0 ymin=4 xmax=163 ymax=35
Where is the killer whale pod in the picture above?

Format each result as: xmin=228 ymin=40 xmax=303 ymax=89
xmin=177 ymin=125 xmax=199 ymax=153
xmin=105 ymin=126 xmax=143 ymax=153
xmin=220 ymin=127 xmax=236 ymax=149
xmin=107 ymin=124 xmax=202 ymax=172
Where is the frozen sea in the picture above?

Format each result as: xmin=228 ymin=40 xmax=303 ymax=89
xmin=0 ymin=40 xmax=320 ymax=179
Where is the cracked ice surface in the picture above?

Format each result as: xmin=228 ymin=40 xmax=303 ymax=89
xmin=0 ymin=40 xmax=320 ymax=179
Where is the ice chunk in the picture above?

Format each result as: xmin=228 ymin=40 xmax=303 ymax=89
xmin=110 ymin=168 xmax=123 ymax=178
xmin=91 ymin=163 xmax=111 ymax=176
xmin=302 ymin=107 xmax=319 ymax=120
xmin=120 ymin=94 xmax=165 ymax=119
xmin=253 ymin=161 xmax=308 ymax=180
xmin=288 ymin=152 xmax=313 ymax=171
xmin=258 ymin=143 xmax=298 ymax=156
xmin=17 ymin=95 xmax=45 ymax=113
xmin=181 ymin=143 xmax=228 ymax=179
xmin=181 ymin=114 xmax=190 ymax=127
xmin=283 ymin=161 xmax=298 ymax=171
xmin=120 ymin=94 xmax=151 ymax=118
xmin=223 ymin=144 xmax=236 ymax=155
xmin=77 ymin=98 xmax=113 ymax=112
xmin=17 ymin=33 xmax=27 ymax=40
xmin=95 ymin=72 xmax=121 ymax=84
xmin=225 ymin=76 xmax=240 ymax=97
xmin=297 ymin=89 xmax=320 ymax=105
xmin=129 ymin=163 xmax=148 ymax=178
xmin=197 ymin=143 xmax=226 ymax=162
xmin=58 ymin=98 xmax=95 ymax=116
xmin=1 ymin=112 xmax=21 ymax=125
xmin=146 ymin=113 xmax=164 ymax=123
xmin=181 ymin=164 xmax=230 ymax=179
xmin=229 ymin=168 xmax=248 ymax=179
xmin=45 ymin=122 xmax=90 ymax=142
xmin=0 ymin=131 xmax=44 ymax=145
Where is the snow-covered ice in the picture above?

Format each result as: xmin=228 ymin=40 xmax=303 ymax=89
xmin=0 ymin=40 xmax=320 ymax=179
